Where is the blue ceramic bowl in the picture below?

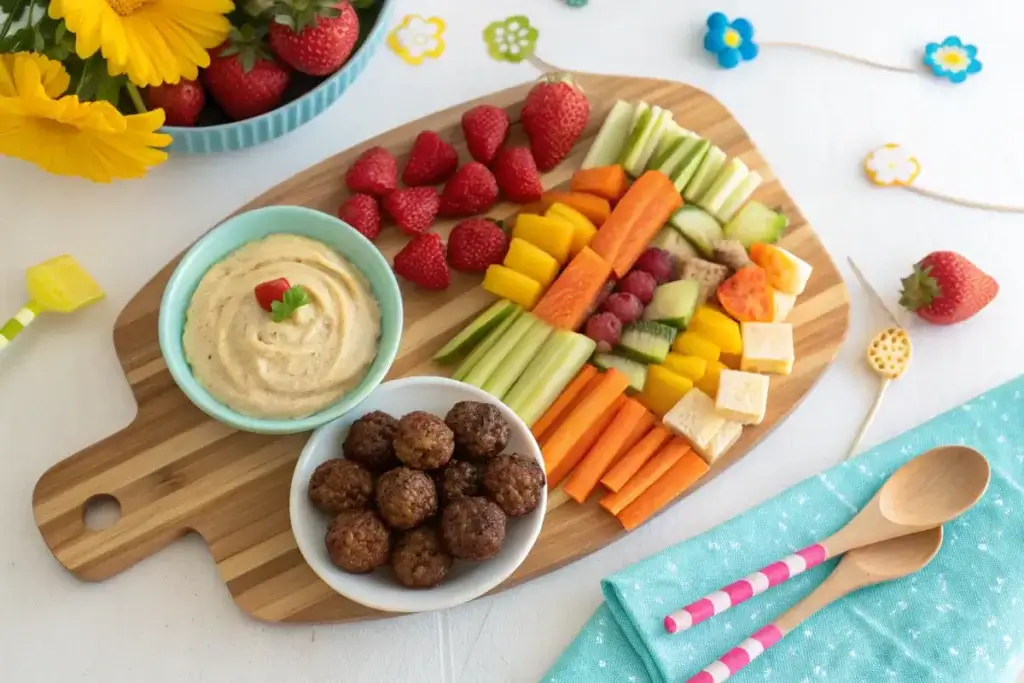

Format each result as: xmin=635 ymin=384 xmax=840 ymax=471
xmin=164 ymin=0 xmax=395 ymax=154
xmin=158 ymin=205 xmax=403 ymax=434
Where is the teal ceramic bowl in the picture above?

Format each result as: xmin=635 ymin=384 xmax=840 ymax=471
xmin=158 ymin=205 xmax=403 ymax=434
xmin=164 ymin=0 xmax=394 ymax=154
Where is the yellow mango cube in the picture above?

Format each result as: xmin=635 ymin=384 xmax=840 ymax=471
xmin=483 ymin=265 xmax=543 ymax=310
xmin=546 ymin=203 xmax=598 ymax=257
xmin=661 ymin=353 xmax=707 ymax=382
xmin=503 ymin=238 xmax=560 ymax=289
xmin=689 ymin=306 xmax=742 ymax=355
xmin=694 ymin=360 xmax=728 ymax=399
xmin=512 ymin=214 xmax=575 ymax=264
xmin=672 ymin=331 xmax=721 ymax=363
xmin=640 ymin=365 xmax=694 ymax=417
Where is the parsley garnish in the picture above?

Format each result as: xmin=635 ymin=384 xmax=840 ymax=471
xmin=270 ymin=285 xmax=311 ymax=322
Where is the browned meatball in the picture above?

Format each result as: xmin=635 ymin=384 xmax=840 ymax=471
xmin=376 ymin=467 xmax=438 ymax=530
xmin=483 ymin=454 xmax=545 ymax=517
xmin=391 ymin=527 xmax=453 ymax=588
xmin=343 ymin=411 xmax=400 ymax=472
xmin=325 ymin=510 xmax=390 ymax=573
xmin=308 ymin=459 xmax=373 ymax=513
xmin=394 ymin=411 xmax=454 ymax=470
xmin=438 ymin=460 xmax=481 ymax=506
xmin=444 ymin=401 xmax=510 ymax=462
xmin=441 ymin=497 xmax=506 ymax=561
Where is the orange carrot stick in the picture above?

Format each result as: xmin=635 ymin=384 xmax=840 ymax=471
xmin=548 ymin=394 xmax=626 ymax=490
xmin=563 ymin=398 xmax=649 ymax=503
xmin=540 ymin=191 xmax=612 ymax=227
xmin=615 ymin=451 xmax=710 ymax=531
xmin=600 ymin=425 xmax=672 ymax=492
xmin=600 ymin=436 xmax=692 ymax=515
xmin=571 ymin=165 xmax=629 ymax=202
xmin=532 ymin=365 xmax=598 ymax=441
xmin=540 ymin=372 xmax=606 ymax=449
xmin=613 ymin=410 xmax=656 ymax=468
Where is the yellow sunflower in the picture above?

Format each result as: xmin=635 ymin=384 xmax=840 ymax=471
xmin=0 ymin=53 xmax=172 ymax=182
xmin=49 ymin=0 xmax=234 ymax=87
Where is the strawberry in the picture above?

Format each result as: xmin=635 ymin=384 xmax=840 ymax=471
xmin=491 ymin=146 xmax=543 ymax=204
xmin=345 ymin=146 xmax=398 ymax=197
xmin=899 ymin=251 xmax=999 ymax=325
xmin=383 ymin=187 xmax=440 ymax=236
xmin=393 ymin=233 xmax=450 ymax=290
xmin=254 ymin=277 xmax=292 ymax=312
xmin=268 ymin=1 xmax=359 ymax=76
xmin=144 ymin=79 xmax=205 ymax=127
xmin=203 ymin=26 xmax=292 ymax=122
xmin=461 ymin=105 xmax=510 ymax=166
xmin=402 ymin=131 xmax=459 ymax=186
xmin=338 ymin=193 xmax=381 ymax=241
xmin=447 ymin=218 xmax=510 ymax=272
xmin=520 ymin=72 xmax=590 ymax=171
xmin=438 ymin=162 xmax=499 ymax=217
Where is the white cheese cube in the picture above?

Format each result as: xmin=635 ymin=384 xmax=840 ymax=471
xmin=772 ymin=290 xmax=796 ymax=323
xmin=741 ymin=322 xmax=794 ymax=376
xmin=704 ymin=419 xmax=743 ymax=464
xmin=715 ymin=370 xmax=770 ymax=425
xmin=663 ymin=389 xmax=725 ymax=458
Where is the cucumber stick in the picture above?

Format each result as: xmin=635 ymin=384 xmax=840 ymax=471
xmin=483 ymin=320 xmax=553 ymax=399
xmin=715 ymin=171 xmax=763 ymax=222
xmin=433 ymin=299 xmax=519 ymax=365
xmin=620 ymin=106 xmax=673 ymax=177
xmin=648 ymin=123 xmax=692 ymax=172
xmin=504 ymin=330 xmax=596 ymax=426
xmin=668 ymin=138 xmax=710 ymax=191
xmin=463 ymin=313 xmax=539 ymax=389
xmin=452 ymin=308 xmax=523 ymax=381
xmin=697 ymin=158 xmax=750 ymax=216
xmin=683 ymin=146 xmax=726 ymax=202
xmin=581 ymin=100 xmax=638 ymax=170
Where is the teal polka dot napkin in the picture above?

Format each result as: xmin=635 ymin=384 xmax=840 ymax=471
xmin=544 ymin=376 xmax=1024 ymax=683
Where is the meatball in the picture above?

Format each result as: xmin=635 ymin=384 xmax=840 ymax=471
xmin=438 ymin=460 xmax=481 ymax=506
xmin=483 ymin=454 xmax=545 ymax=517
xmin=376 ymin=467 xmax=438 ymax=530
xmin=308 ymin=458 xmax=374 ymax=513
xmin=441 ymin=496 xmax=506 ymax=561
xmin=391 ymin=527 xmax=453 ymax=589
xmin=444 ymin=401 xmax=510 ymax=462
xmin=394 ymin=411 xmax=454 ymax=470
xmin=343 ymin=411 xmax=400 ymax=472
xmin=325 ymin=510 xmax=390 ymax=573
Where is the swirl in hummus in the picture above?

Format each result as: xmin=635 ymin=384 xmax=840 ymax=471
xmin=183 ymin=234 xmax=381 ymax=420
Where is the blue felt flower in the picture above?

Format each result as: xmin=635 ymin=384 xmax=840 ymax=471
xmin=923 ymin=36 xmax=982 ymax=83
xmin=703 ymin=12 xmax=759 ymax=69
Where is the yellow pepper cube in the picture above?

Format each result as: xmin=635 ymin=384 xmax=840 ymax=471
xmin=546 ymin=203 xmax=598 ymax=257
xmin=661 ymin=353 xmax=707 ymax=382
xmin=640 ymin=365 xmax=694 ymax=417
xmin=672 ymin=331 xmax=721 ymax=363
xmin=483 ymin=265 xmax=543 ymax=310
xmin=694 ymin=360 xmax=728 ymax=399
xmin=689 ymin=306 xmax=742 ymax=355
xmin=512 ymin=214 xmax=575 ymax=264
xmin=503 ymin=238 xmax=560 ymax=289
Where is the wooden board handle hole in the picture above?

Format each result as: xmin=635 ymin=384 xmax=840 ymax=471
xmin=83 ymin=494 xmax=121 ymax=532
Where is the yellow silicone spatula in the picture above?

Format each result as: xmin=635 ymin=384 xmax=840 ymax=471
xmin=0 ymin=255 xmax=105 ymax=352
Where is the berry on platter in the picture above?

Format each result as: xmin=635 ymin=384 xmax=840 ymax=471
xmin=255 ymin=277 xmax=292 ymax=312
xmin=447 ymin=218 xmax=510 ymax=272
xmin=439 ymin=162 xmax=499 ymax=217
xmin=585 ymin=311 xmax=623 ymax=352
xmin=586 ymin=279 xmax=616 ymax=318
xmin=492 ymin=147 xmax=543 ymax=204
xmin=345 ymin=146 xmax=398 ymax=197
xmin=521 ymin=72 xmax=590 ymax=172
xmin=601 ymin=292 xmax=643 ymax=325
xmin=144 ymin=79 xmax=205 ymax=127
xmin=383 ymin=187 xmax=441 ymax=236
xmin=394 ymin=233 xmax=451 ymax=290
xmin=255 ymin=279 xmax=311 ymax=322
xmin=402 ymin=131 xmax=459 ymax=187
xmin=338 ymin=193 xmax=381 ymax=241
xmin=461 ymin=105 xmax=510 ymax=166
xmin=616 ymin=270 xmax=656 ymax=305
xmin=899 ymin=250 xmax=998 ymax=325
xmin=634 ymin=247 xmax=675 ymax=284
xmin=203 ymin=26 xmax=292 ymax=122
xmin=268 ymin=0 xmax=360 ymax=76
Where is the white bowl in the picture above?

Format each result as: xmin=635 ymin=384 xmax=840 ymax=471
xmin=289 ymin=376 xmax=547 ymax=614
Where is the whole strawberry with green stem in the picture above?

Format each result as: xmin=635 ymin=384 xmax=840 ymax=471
xmin=268 ymin=0 xmax=360 ymax=76
xmin=394 ymin=233 xmax=450 ymax=290
xmin=203 ymin=25 xmax=292 ymax=121
xmin=520 ymin=72 xmax=590 ymax=171
xmin=899 ymin=251 xmax=998 ymax=325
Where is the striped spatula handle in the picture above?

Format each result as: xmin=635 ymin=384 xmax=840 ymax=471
xmin=686 ymin=624 xmax=785 ymax=683
xmin=664 ymin=543 xmax=827 ymax=633
xmin=0 ymin=302 xmax=41 ymax=353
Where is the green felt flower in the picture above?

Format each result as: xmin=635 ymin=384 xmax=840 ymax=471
xmin=483 ymin=15 xmax=539 ymax=63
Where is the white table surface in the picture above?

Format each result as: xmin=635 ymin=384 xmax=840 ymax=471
xmin=3 ymin=0 xmax=1023 ymax=680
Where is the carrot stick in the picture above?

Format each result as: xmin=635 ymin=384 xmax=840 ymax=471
xmin=615 ymin=451 xmax=711 ymax=531
xmin=614 ymin=410 xmax=656 ymax=468
xmin=571 ymin=165 xmax=629 ymax=202
xmin=548 ymin=394 xmax=626 ymax=490
xmin=563 ymin=398 xmax=649 ymax=503
xmin=540 ymin=191 xmax=612 ymax=227
xmin=600 ymin=436 xmax=692 ymax=515
xmin=540 ymin=372 xmax=606 ymax=449
xmin=600 ymin=425 xmax=672 ymax=492
xmin=532 ymin=365 xmax=598 ymax=441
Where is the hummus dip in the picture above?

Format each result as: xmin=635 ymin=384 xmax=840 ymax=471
xmin=182 ymin=234 xmax=382 ymax=420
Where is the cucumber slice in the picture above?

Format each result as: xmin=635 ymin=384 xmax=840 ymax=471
xmin=482 ymin=319 xmax=553 ymax=399
xmin=715 ymin=171 xmax=763 ymax=222
xmin=722 ymin=200 xmax=788 ymax=248
xmin=620 ymin=106 xmax=672 ymax=177
xmin=581 ymin=100 xmax=638 ymax=170
xmin=669 ymin=206 xmax=724 ymax=259
xmin=463 ymin=313 xmax=539 ymax=389
xmin=615 ymin=102 xmax=650 ymax=166
xmin=643 ymin=279 xmax=700 ymax=328
xmin=616 ymin=321 xmax=675 ymax=364
xmin=648 ymin=123 xmax=692 ymax=171
xmin=649 ymin=226 xmax=698 ymax=271
xmin=433 ymin=299 xmax=519 ymax=364
xmin=670 ymin=139 xmax=711 ymax=192
xmin=592 ymin=353 xmax=648 ymax=392
xmin=452 ymin=307 xmax=523 ymax=381
xmin=504 ymin=330 xmax=596 ymax=426
xmin=696 ymin=158 xmax=749 ymax=215
xmin=683 ymin=146 xmax=726 ymax=202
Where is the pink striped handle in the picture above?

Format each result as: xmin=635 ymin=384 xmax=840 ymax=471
xmin=664 ymin=543 xmax=827 ymax=634
xmin=686 ymin=624 xmax=784 ymax=683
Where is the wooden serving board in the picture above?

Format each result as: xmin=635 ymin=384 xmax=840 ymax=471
xmin=32 ymin=73 xmax=849 ymax=623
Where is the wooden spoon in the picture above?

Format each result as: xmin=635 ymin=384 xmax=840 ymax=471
xmin=687 ymin=526 xmax=943 ymax=683
xmin=664 ymin=445 xmax=988 ymax=633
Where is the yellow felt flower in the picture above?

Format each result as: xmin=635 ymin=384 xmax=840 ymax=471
xmin=864 ymin=143 xmax=921 ymax=187
xmin=388 ymin=14 xmax=446 ymax=66
xmin=0 ymin=53 xmax=172 ymax=182
xmin=49 ymin=0 xmax=234 ymax=87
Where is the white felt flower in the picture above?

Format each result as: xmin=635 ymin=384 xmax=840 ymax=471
xmin=387 ymin=15 xmax=446 ymax=65
xmin=864 ymin=144 xmax=921 ymax=187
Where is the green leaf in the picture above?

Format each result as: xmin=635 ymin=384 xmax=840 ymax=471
xmin=54 ymin=20 xmax=66 ymax=43
xmin=94 ymin=73 xmax=125 ymax=105
xmin=269 ymin=286 xmax=311 ymax=323
xmin=350 ymin=0 xmax=375 ymax=8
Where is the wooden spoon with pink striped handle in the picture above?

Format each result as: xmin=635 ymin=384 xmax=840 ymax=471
xmin=664 ymin=445 xmax=989 ymax=634
xmin=686 ymin=526 xmax=943 ymax=683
